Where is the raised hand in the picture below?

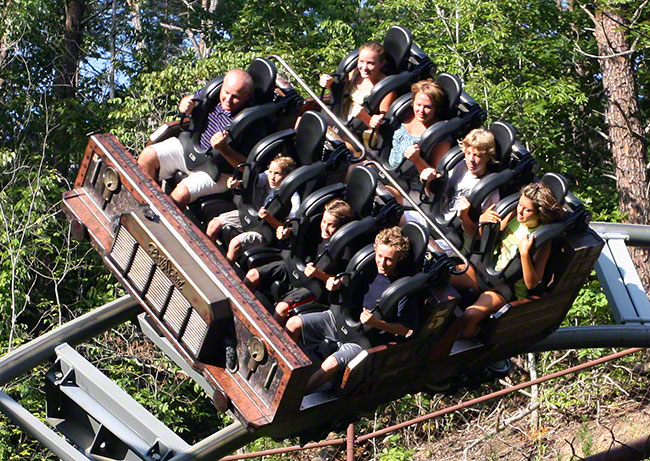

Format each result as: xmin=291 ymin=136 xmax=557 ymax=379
xmin=404 ymin=144 xmax=421 ymax=161
xmin=210 ymin=130 xmax=228 ymax=150
xmin=319 ymin=74 xmax=334 ymax=89
xmin=369 ymin=113 xmax=385 ymax=129
xmin=325 ymin=276 xmax=342 ymax=291
xmin=479 ymin=203 xmax=500 ymax=224
xmin=178 ymin=95 xmax=195 ymax=114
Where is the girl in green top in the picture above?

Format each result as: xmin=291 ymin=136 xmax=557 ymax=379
xmin=451 ymin=182 xmax=565 ymax=338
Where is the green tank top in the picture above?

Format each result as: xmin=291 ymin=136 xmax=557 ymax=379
xmin=494 ymin=219 xmax=543 ymax=299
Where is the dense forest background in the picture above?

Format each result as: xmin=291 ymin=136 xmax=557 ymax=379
xmin=0 ymin=0 xmax=648 ymax=458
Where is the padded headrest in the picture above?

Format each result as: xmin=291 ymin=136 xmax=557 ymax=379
xmin=385 ymin=91 xmax=414 ymax=123
xmin=401 ymin=221 xmax=429 ymax=271
xmin=436 ymin=73 xmax=462 ymax=119
xmin=365 ymin=71 xmax=412 ymax=112
xmin=247 ymin=58 xmax=277 ymax=105
xmin=541 ymin=173 xmax=569 ymax=205
xmin=300 ymin=183 xmax=346 ymax=218
xmin=488 ymin=121 xmax=516 ymax=166
xmin=495 ymin=192 xmax=520 ymax=217
xmin=345 ymin=166 xmax=378 ymax=217
xmin=229 ymin=102 xmax=278 ymax=143
xmin=336 ymin=49 xmax=360 ymax=75
xmin=279 ymin=162 xmax=326 ymax=200
xmin=377 ymin=272 xmax=426 ymax=315
xmin=418 ymin=116 xmax=465 ymax=158
xmin=383 ymin=26 xmax=413 ymax=73
xmin=437 ymin=145 xmax=464 ymax=173
xmin=248 ymin=129 xmax=292 ymax=164
xmin=345 ymin=243 xmax=376 ymax=274
xmin=331 ymin=220 xmax=376 ymax=261
xmin=201 ymin=76 xmax=224 ymax=102
xmin=295 ymin=111 xmax=328 ymax=165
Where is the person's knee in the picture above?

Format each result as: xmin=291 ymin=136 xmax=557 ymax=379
xmin=170 ymin=183 xmax=191 ymax=208
xmin=463 ymin=306 xmax=485 ymax=324
xmin=229 ymin=236 xmax=242 ymax=252
xmin=244 ymin=268 xmax=259 ymax=288
xmin=206 ymin=218 xmax=223 ymax=241
xmin=138 ymin=146 xmax=159 ymax=171
xmin=286 ymin=316 xmax=302 ymax=336
xmin=275 ymin=301 xmax=290 ymax=318
xmin=321 ymin=356 xmax=340 ymax=374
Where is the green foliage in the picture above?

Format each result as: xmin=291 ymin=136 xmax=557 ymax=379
xmin=377 ymin=434 xmax=414 ymax=460
xmin=564 ymin=273 xmax=613 ymax=327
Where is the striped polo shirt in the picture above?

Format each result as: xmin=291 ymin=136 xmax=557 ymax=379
xmin=197 ymin=100 xmax=233 ymax=150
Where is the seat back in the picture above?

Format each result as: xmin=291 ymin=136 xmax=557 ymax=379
xmin=294 ymin=111 xmax=328 ymax=165
xmin=435 ymin=73 xmax=462 ymax=121
xmin=423 ymin=121 xmax=518 ymax=237
xmin=383 ymin=25 xmax=413 ymax=74
xmin=400 ymin=221 xmax=429 ymax=275
xmin=247 ymin=57 xmax=277 ymax=105
xmin=345 ymin=165 xmax=378 ymax=218
xmin=489 ymin=121 xmax=516 ymax=170
xmin=329 ymin=26 xmax=417 ymax=121
xmin=239 ymin=162 xmax=329 ymax=246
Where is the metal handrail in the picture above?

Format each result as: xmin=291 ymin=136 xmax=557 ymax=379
xmin=364 ymin=160 xmax=469 ymax=270
xmin=268 ymin=55 xmax=469 ymax=271
xmin=268 ymin=55 xmax=367 ymax=159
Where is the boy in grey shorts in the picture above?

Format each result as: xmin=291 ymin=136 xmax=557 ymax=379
xmin=286 ymin=227 xmax=418 ymax=392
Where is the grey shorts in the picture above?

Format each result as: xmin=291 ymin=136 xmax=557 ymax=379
xmin=217 ymin=209 xmax=243 ymax=232
xmin=300 ymin=310 xmax=363 ymax=368
xmin=152 ymin=137 xmax=228 ymax=201
xmin=234 ymin=230 xmax=266 ymax=251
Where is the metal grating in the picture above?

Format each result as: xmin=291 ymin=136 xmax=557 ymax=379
xmin=163 ymin=288 xmax=190 ymax=336
xmin=183 ymin=309 xmax=209 ymax=357
xmin=145 ymin=268 xmax=173 ymax=315
xmin=128 ymin=246 xmax=154 ymax=293
xmin=110 ymin=226 xmax=137 ymax=273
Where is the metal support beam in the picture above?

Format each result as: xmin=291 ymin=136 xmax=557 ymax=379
xmin=590 ymin=222 xmax=650 ymax=248
xmin=0 ymin=390 xmax=91 ymax=461
xmin=0 ymin=295 xmax=141 ymax=387
xmin=525 ymin=325 xmax=650 ymax=352
xmin=169 ymin=420 xmax=255 ymax=461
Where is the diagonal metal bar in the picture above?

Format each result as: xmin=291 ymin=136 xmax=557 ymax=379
xmin=0 ymin=295 xmax=141 ymax=387
xmin=0 ymin=390 xmax=92 ymax=461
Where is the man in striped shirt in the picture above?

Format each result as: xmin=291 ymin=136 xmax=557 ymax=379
xmin=138 ymin=69 xmax=259 ymax=209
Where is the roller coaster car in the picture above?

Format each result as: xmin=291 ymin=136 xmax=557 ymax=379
xmin=62 ymin=131 xmax=602 ymax=441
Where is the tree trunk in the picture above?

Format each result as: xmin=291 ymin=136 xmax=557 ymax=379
xmin=592 ymin=7 xmax=650 ymax=291
xmin=54 ymin=0 xmax=86 ymax=100
xmin=127 ymin=0 xmax=146 ymax=52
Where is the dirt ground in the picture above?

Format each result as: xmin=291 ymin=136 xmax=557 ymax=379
xmin=410 ymin=399 xmax=650 ymax=460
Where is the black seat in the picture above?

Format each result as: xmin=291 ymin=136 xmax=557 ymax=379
xmin=229 ymin=111 xmax=329 ymax=230
xmin=329 ymin=222 xmax=440 ymax=348
xmin=247 ymin=57 xmax=277 ymax=105
xmin=326 ymin=26 xmax=436 ymax=142
xmin=220 ymin=160 xmax=335 ymax=251
xmin=154 ymin=58 xmax=306 ymax=227
xmin=374 ymin=73 xmax=486 ymax=192
xmin=420 ymin=121 xmax=517 ymax=247
xmin=277 ymin=167 xmax=391 ymax=302
xmin=383 ymin=25 xmax=414 ymax=74
xmin=470 ymin=173 xmax=590 ymax=296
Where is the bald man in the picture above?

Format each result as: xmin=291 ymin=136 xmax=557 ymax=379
xmin=138 ymin=69 xmax=261 ymax=209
